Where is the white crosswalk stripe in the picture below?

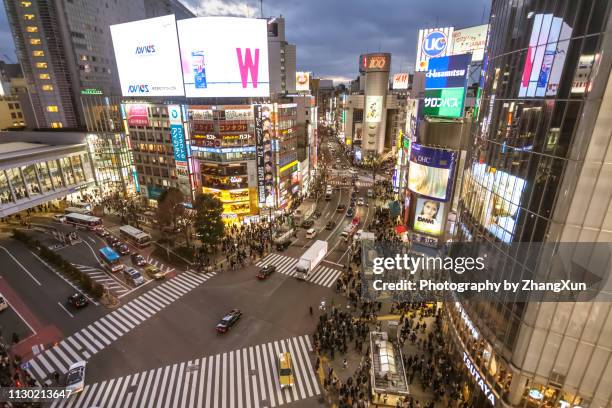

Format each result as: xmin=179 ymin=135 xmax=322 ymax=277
xmin=256 ymin=253 xmax=342 ymax=288
xmin=25 ymin=271 xmax=216 ymax=384
xmin=145 ymin=258 xmax=176 ymax=273
xmin=329 ymin=179 xmax=373 ymax=188
xmin=54 ymin=335 xmax=319 ymax=408
xmin=73 ymin=264 xmax=129 ymax=295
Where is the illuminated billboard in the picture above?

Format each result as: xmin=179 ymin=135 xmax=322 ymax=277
xmin=296 ymin=72 xmax=310 ymax=92
xmin=365 ymin=96 xmax=383 ymax=123
xmin=126 ymin=104 xmax=149 ymax=126
xmin=254 ymin=104 xmax=275 ymax=205
xmin=415 ymin=27 xmax=454 ymax=72
xmin=392 ymin=73 xmax=410 ymax=90
xmin=463 ymin=163 xmax=526 ymax=243
xmin=110 ymin=15 xmax=184 ymax=97
xmin=408 ymin=144 xmax=456 ymax=201
xmin=519 ymin=14 xmax=573 ymax=98
xmin=168 ymin=104 xmax=187 ymax=162
xmin=423 ymin=88 xmax=465 ymax=118
xmin=359 ymin=53 xmax=391 ymax=73
xmin=425 ymin=54 xmax=471 ymax=89
xmin=414 ymin=197 xmax=446 ymax=236
xmin=451 ymin=24 xmax=488 ymax=62
xmin=178 ymin=17 xmax=270 ymax=97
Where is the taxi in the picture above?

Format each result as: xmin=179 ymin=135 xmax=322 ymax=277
xmin=278 ymin=352 xmax=294 ymax=388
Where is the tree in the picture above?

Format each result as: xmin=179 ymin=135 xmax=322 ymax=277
xmin=193 ymin=193 xmax=225 ymax=252
xmin=156 ymin=187 xmax=185 ymax=232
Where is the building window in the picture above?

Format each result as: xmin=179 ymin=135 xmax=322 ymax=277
xmin=8 ymin=103 xmax=14 ymax=109
xmin=10 ymin=113 xmax=16 ymax=119
xmin=39 ymin=73 xmax=50 ymax=80
xmin=6 ymin=168 xmax=26 ymax=199
xmin=32 ymin=50 xmax=44 ymax=57
xmin=51 ymin=122 xmax=62 ymax=128
xmin=35 ymin=162 xmax=53 ymax=193
xmin=23 ymin=14 xmax=35 ymax=20
xmin=21 ymin=1 xmax=32 ymax=6
xmin=22 ymin=165 xmax=40 ymax=196
xmin=42 ymin=84 xmax=53 ymax=91
xmin=29 ymin=38 xmax=41 ymax=45
xmin=0 ymin=171 xmax=12 ymax=204
xmin=46 ymin=105 xmax=58 ymax=112
xmin=35 ymin=62 xmax=47 ymax=69
xmin=26 ymin=26 xmax=37 ymax=33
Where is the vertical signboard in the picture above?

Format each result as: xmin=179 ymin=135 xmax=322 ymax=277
xmin=254 ymin=105 xmax=266 ymax=204
xmin=169 ymin=105 xmax=187 ymax=162
xmin=365 ymin=96 xmax=383 ymax=123
xmin=423 ymin=54 xmax=471 ymax=118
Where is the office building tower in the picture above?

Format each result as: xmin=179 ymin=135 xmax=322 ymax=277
xmin=451 ymin=1 xmax=612 ymax=407
xmin=267 ymin=16 xmax=297 ymax=95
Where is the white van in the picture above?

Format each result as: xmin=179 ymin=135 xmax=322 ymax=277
xmin=0 ymin=294 xmax=8 ymax=312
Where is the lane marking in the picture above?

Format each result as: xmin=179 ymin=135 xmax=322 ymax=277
xmin=0 ymin=246 xmax=42 ymax=286
xmin=57 ymin=302 xmax=74 ymax=318
xmin=2 ymin=297 xmax=37 ymax=334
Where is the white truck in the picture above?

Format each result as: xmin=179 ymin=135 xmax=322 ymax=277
xmin=295 ymin=240 xmax=328 ymax=279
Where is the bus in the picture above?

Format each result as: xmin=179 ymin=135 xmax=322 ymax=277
xmin=65 ymin=213 xmax=102 ymax=230
xmin=99 ymin=247 xmax=123 ymax=272
xmin=119 ymin=225 xmax=151 ymax=248
xmin=64 ymin=206 xmax=92 ymax=215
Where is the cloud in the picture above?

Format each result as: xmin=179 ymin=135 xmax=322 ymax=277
xmin=185 ymin=0 xmax=259 ymax=17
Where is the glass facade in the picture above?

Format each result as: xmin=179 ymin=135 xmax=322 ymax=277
xmin=453 ymin=0 xmax=612 ymax=407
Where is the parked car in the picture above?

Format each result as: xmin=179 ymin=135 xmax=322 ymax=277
xmin=123 ymin=267 xmax=144 ymax=287
xmin=66 ymin=293 xmax=88 ymax=309
xmin=131 ymin=253 xmax=147 ymax=267
xmin=216 ymin=309 xmax=242 ymax=333
xmin=257 ymin=265 xmax=276 ymax=280
xmin=65 ymin=361 xmax=86 ymax=394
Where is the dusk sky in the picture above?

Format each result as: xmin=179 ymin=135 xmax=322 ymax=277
xmin=0 ymin=0 xmax=490 ymax=83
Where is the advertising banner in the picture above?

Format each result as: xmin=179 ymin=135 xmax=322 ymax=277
xmin=296 ymin=72 xmax=310 ymax=92
xmin=414 ymin=197 xmax=446 ymax=236
xmin=171 ymin=125 xmax=187 ymax=162
xmin=392 ymin=73 xmax=410 ymax=90
xmin=126 ymin=104 xmax=149 ymax=126
xmin=451 ymin=24 xmax=488 ymax=62
xmin=177 ymin=17 xmax=270 ymax=97
xmin=519 ymin=14 xmax=573 ymax=98
xmin=365 ymin=96 xmax=383 ymax=123
xmin=110 ymin=15 xmax=184 ymax=96
xmin=415 ymin=27 xmax=454 ymax=72
xmin=423 ymin=88 xmax=465 ymax=118
xmin=254 ymin=105 xmax=266 ymax=204
xmin=425 ymin=54 xmax=471 ymax=89
xmin=408 ymin=144 xmax=456 ymax=200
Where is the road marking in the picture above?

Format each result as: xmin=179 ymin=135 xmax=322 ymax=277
xmin=322 ymin=259 xmax=344 ymax=267
xmin=88 ymin=237 xmax=95 ymax=244
xmin=0 ymin=246 xmax=42 ymax=286
xmin=57 ymin=302 xmax=74 ymax=318
xmin=1 ymin=297 xmax=37 ymax=334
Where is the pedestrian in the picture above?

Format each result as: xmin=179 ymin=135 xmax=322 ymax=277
xmin=309 ymin=306 xmax=313 ymax=316
xmin=343 ymin=358 xmax=348 ymax=369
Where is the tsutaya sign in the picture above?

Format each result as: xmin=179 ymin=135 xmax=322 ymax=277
xmin=463 ymin=352 xmax=496 ymax=406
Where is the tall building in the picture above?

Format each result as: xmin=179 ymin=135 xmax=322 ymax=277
xmin=451 ymin=1 xmax=612 ymax=407
xmin=267 ymin=16 xmax=296 ymax=95
xmin=2 ymin=0 xmax=193 ymax=129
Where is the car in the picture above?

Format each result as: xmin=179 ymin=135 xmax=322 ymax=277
xmin=367 ymin=189 xmax=374 ymax=198
xmin=257 ymin=265 xmax=276 ymax=280
xmin=117 ymin=244 xmax=130 ymax=256
xmin=131 ymin=253 xmax=147 ymax=267
xmin=357 ymin=197 xmax=365 ymax=206
xmin=276 ymin=241 xmax=290 ymax=251
xmin=106 ymin=236 xmax=120 ymax=247
xmin=335 ymin=158 xmax=341 ymax=164
xmin=123 ymin=267 xmax=144 ymax=287
xmin=313 ymin=210 xmax=322 ymax=218
xmin=67 ymin=293 xmax=88 ymax=309
xmin=336 ymin=204 xmax=347 ymax=212
xmin=346 ymin=207 xmax=355 ymax=217
xmin=216 ymin=309 xmax=242 ymax=333
xmin=349 ymin=169 xmax=358 ymax=175
xmin=0 ymin=294 xmax=8 ymax=312
xmin=325 ymin=220 xmax=335 ymax=230
xmin=96 ymin=229 xmax=109 ymax=238
xmin=53 ymin=214 xmax=66 ymax=223
xmin=301 ymin=219 xmax=314 ymax=228
xmin=279 ymin=352 xmax=295 ymax=388
xmin=65 ymin=361 xmax=86 ymax=394
xmin=144 ymin=265 xmax=165 ymax=280
xmin=305 ymin=228 xmax=317 ymax=239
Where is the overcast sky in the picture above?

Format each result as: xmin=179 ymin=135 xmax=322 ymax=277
xmin=0 ymin=0 xmax=490 ymax=83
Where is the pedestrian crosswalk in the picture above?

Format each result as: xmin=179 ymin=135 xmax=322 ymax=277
xmin=145 ymin=257 xmax=175 ymax=274
xmin=329 ymin=179 xmax=373 ymax=188
xmin=51 ymin=335 xmax=320 ymax=408
xmin=256 ymin=253 xmax=342 ymax=288
xmin=73 ymin=264 xmax=129 ymax=295
xmin=26 ymin=271 xmax=216 ymax=384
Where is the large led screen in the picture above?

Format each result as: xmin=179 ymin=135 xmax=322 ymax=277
xmin=463 ymin=163 xmax=526 ymax=243
xmin=414 ymin=197 xmax=446 ymax=236
xmin=178 ymin=17 xmax=270 ymax=98
xmin=519 ymin=14 xmax=573 ymax=98
xmin=110 ymin=15 xmax=184 ymax=97
xmin=408 ymin=144 xmax=456 ymax=200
